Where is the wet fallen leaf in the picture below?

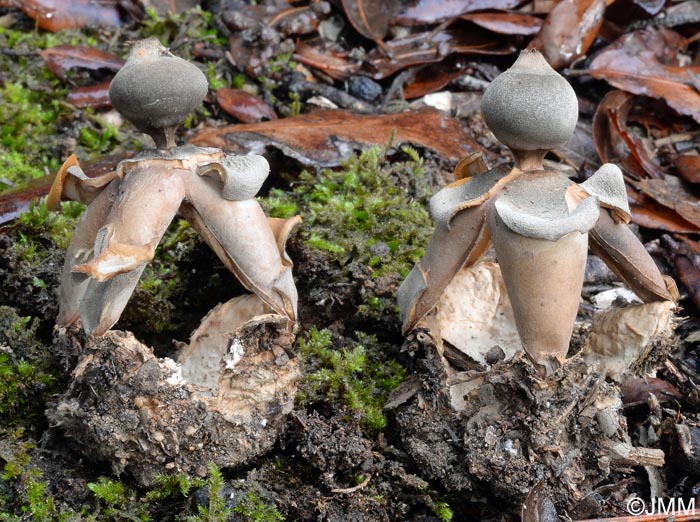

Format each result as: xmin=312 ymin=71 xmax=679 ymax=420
xmin=0 ymin=153 xmax=128 ymax=225
xmin=66 ymin=81 xmax=113 ymax=109
xmin=41 ymin=46 xmax=124 ymax=82
xmin=292 ymin=41 xmax=357 ymax=81
xmin=675 ymin=155 xmax=700 ymax=184
xmin=627 ymin=185 xmax=700 ymax=233
xmin=0 ymin=176 xmax=56 ymax=226
xmin=341 ymin=0 xmax=394 ymax=41
xmin=530 ymin=0 xmax=605 ymax=69
xmin=666 ymin=235 xmax=700 ymax=310
xmin=393 ymin=0 xmax=521 ymax=25
xmin=532 ymin=0 xmax=559 ymax=12
xmin=216 ymin=89 xmax=277 ymax=123
xmin=461 ymin=12 xmax=543 ymax=35
xmin=621 ymin=376 xmax=682 ymax=406
xmin=633 ymin=176 xmax=700 ymax=228
xmin=593 ymin=91 xmax=646 ymax=179
xmin=191 ymin=108 xmax=480 ymax=167
xmin=632 ymin=0 xmax=666 ymax=15
xmin=1 ymin=0 xmax=121 ymax=31
xmin=403 ymin=57 xmax=468 ymax=99
xmin=630 ymin=201 xmax=700 ymax=233
xmin=588 ymin=27 xmax=700 ymax=123
xmin=295 ymin=29 xmax=515 ymax=81
xmin=521 ymin=483 xmax=558 ymax=522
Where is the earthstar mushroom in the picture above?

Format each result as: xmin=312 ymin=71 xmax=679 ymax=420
xmin=398 ymin=50 xmax=676 ymax=370
xmin=49 ymin=38 xmax=299 ymax=336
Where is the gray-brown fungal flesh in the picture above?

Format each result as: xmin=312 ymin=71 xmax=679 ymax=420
xmin=399 ymin=49 xmax=675 ymax=369
xmin=109 ymin=38 xmax=208 ymax=148
xmin=482 ymin=50 xmax=578 ymax=152
xmin=49 ymin=296 xmax=299 ymax=485
xmin=49 ymin=38 xmax=302 ymax=482
xmin=54 ymin=146 xmax=299 ymax=335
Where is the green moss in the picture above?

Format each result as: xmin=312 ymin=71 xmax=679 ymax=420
xmin=139 ymin=7 xmax=227 ymax=53
xmin=0 ymin=430 xmax=58 ymax=522
xmin=88 ymin=477 xmax=151 ymax=521
xmin=261 ymin=146 xmax=433 ymax=319
xmin=234 ymin=488 xmax=284 ymax=522
xmin=0 ymin=26 xmax=132 ymax=189
xmin=0 ymin=307 xmax=59 ymax=424
xmin=432 ymin=500 xmax=454 ymax=522
xmin=189 ymin=463 xmax=229 ymax=522
xmin=145 ymin=473 xmax=204 ymax=502
xmin=0 ymin=81 xmax=64 ymax=185
xmin=77 ymin=112 xmax=123 ymax=154
xmin=18 ymin=200 xmax=84 ymax=252
xmin=297 ymin=328 xmax=406 ymax=435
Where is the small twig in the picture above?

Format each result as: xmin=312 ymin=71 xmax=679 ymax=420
xmin=331 ymin=474 xmax=371 ymax=494
xmin=654 ymin=131 xmax=700 ymax=147
xmin=289 ymin=78 xmax=375 ymax=113
xmin=380 ymin=68 xmax=417 ymax=111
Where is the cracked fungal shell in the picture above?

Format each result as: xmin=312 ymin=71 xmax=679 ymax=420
xmin=109 ymin=38 xmax=208 ymax=137
xmin=482 ymin=50 xmax=578 ymax=151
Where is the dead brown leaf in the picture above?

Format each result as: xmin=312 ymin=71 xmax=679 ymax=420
xmin=341 ymin=0 xmax=395 ymax=42
xmin=675 ymin=155 xmax=700 ymax=184
xmin=393 ymin=0 xmax=521 ymax=25
xmin=621 ymin=376 xmax=682 ymax=406
xmin=530 ymin=0 xmax=605 ymax=69
xmin=633 ymin=176 xmax=700 ymax=228
xmin=216 ymin=89 xmax=277 ymax=123
xmin=552 ymin=121 xmax=600 ymax=175
xmin=1 ymin=0 xmax=121 ymax=31
xmin=593 ymin=91 xmax=647 ymax=179
xmin=0 ymin=153 xmax=128 ymax=226
xmin=403 ymin=57 xmax=468 ymax=99
xmin=627 ymin=189 xmax=700 ymax=233
xmin=588 ymin=27 xmax=700 ymax=123
xmin=190 ymin=108 xmax=480 ymax=167
xmin=461 ymin=12 xmax=543 ymax=35
xmin=521 ymin=483 xmax=558 ymax=522
xmin=666 ymin=235 xmax=700 ymax=311
xmin=41 ymin=46 xmax=124 ymax=82
xmin=67 ymin=81 xmax=112 ymax=109
xmin=292 ymin=41 xmax=357 ymax=81
xmin=295 ymin=29 xmax=515 ymax=81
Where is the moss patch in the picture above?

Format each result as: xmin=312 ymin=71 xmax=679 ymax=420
xmin=263 ymin=146 xmax=433 ymax=326
xmin=297 ymin=327 xmax=406 ymax=435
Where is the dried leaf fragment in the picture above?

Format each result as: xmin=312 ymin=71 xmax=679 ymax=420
xmin=191 ymin=108 xmax=480 ymax=167
xmin=633 ymin=176 xmax=700 ymax=229
xmin=462 ymin=12 xmax=543 ymax=35
xmin=216 ymin=89 xmax=277 ymax=123
xmin=393 ymin=0 xmax=521 ymax=25
xmin=41 ymin=45 xmax=124 ymax=82
xmin=530 ymin=0 xmax=605 ymax=69
xmin=4 ymin=0 xmax=121 ymax=31
xmin=341 ymin=0 xmax=394 ymax=41
xmin=588 ymin=27 xmax=700 ymax=123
